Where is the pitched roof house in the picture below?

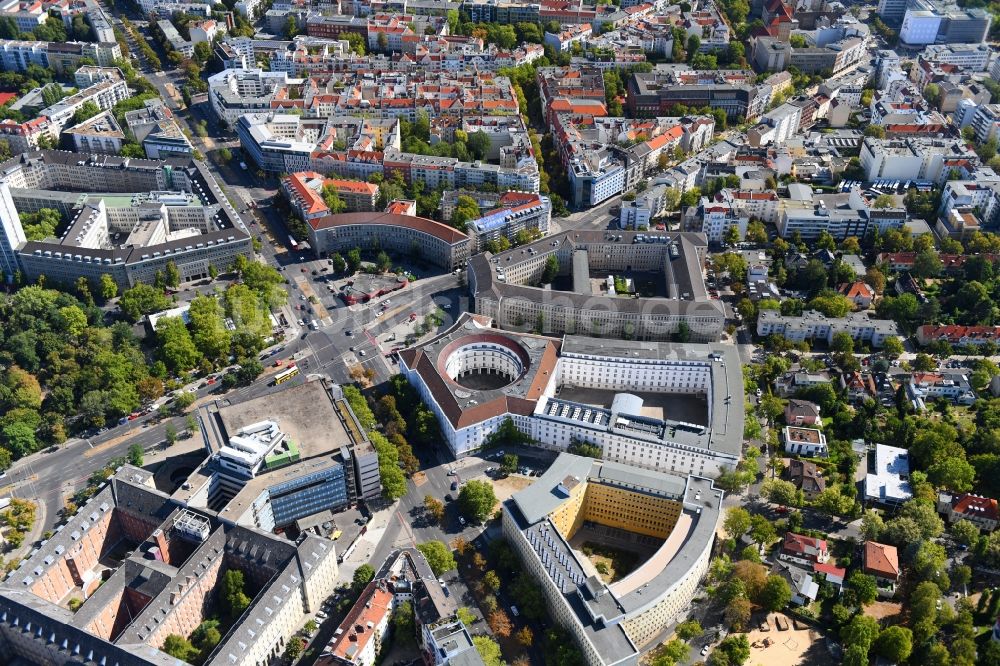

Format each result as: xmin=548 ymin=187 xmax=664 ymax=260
xmin=780 ymin=533 xmax=830 ymax=566
xmin=784 ymin=399 xmax=821 ymax=426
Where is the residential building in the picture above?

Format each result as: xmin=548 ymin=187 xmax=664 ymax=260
xmin=778 ymin=185 xmax=907 ymax=240
xmin=207 ymin=68 xmax=298 ymax=126
xmin=0 ymin=464 xmax=339 ymax=666
xmin=937 ymin=492 xmax=1000 ymax=531
xmin=0 ymin=39 xmax=121 ymax=72
xmin=865 ymin=444 xmax=913 ymax=507
xmin=863 ymin=541 xmax=900 ymax=597
xmin=322 ymin=583 xmax=393 ymax=666
xmin=780 ymin=533 xmax=830 ymax=566
xmin=467 ymin=192 xmax=552 ymax=252
xmin=784 ymin=399 xmax=822 ymax=426
xmin=837 ymin=281 xmax=875 ymax=309
xmin=39 ymin=67 xmax=129 ymax=132
xmin=157 ymin=19 xmax=193 ymax=58
xmin=783 ymin=426 xmax=828 ymax=457
xmin=757 ymin=309 xmax=901 ymax=348
xmin=283 ymin=171 xmax=380 ymax=221
xmin=917 ymin=324 xmax=1000 ymax=347
xmin=62 ymin=110 xmax=125 ymax=155
xmin=969 ymin=104 xmax=1000 ymax=144
xmin=859 ymin=135 xmax=979 ymax=184
xmin=905 ymin=371 xmax=976 ymax=410
xmin=124 ymin=98 xmax=192 ymax=159
xmin=787 ymin=458 xmax=826 ymax=499
xmin=502 ymin=453 xmax=723 ymax=665
xmin=774 ymin=562 xmax=819 ymax=607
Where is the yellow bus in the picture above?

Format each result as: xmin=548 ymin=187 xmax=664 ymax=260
xmin=273 ymin=366 xmax=299 ymax=385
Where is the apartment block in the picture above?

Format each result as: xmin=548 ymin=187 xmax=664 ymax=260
xmin=757 ymin=309 xmax=901 ymax=348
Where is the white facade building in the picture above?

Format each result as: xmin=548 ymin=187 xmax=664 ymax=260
xmin=757 ymin=309 xmax=901 ymax=348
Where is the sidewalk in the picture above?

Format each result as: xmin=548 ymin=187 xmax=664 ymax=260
xmin=337 ymin=502 xmax=398 ymax=581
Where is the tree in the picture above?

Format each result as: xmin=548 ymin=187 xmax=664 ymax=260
xmin=483 ymin=570 xmax=501 ymax=592
xmin=909 ymin=352 xmax=936 ymax=372
xmin=353 ymin=563 xmax=375 ymax=592
xmin=458 ymin=480 xmax=497 ymax=522
xmin=157 ymin=316 xmax=201 ymax=372
xmin=162 ymin=635 xmax=198 ymax=661
xmin=488 ymin=609 xmax=512 ymax=637
xmin=276 ymin=636 xmax=304 ymax=662
xmin=847 ymin=571 xmax=878 ymax=606
xmin=516 ymin=625 xmax=534 ymax=647
xmin=541 ymin=254 xmax=559 ymax=284
xmin=723 ymin=507 xmax=751 ymax=540
xmin=119 ymin=283 xmax=170 ymax=321
xmin=393 ymin=600 xmax=415 ymax=644
xmin=926 ymin=457 xmax=975 ymax=492
xmin=871 ymin=625 xmax=911 ymax=662
xmin=500 ymin=453 xmax=519 ymax=474
xmin=746 ymin=220 xmax=768 ymax=244
xmin=99 ymin=273 xmax=118 ymax=301
xmin=842 ymin=614 xmax=880 ymax=653
xmin=761 ymin=478 xmax=800 ymax=506
xmin=950 ymin=519 xmax=980 ymax=547
xmin=723 ymin=224 xmax=741 ymax=247
xmin=882 ymin=336 xmax=903 ymax=359
xmin=711 ymin=634 xmax=750 ymax=666
xmin=322 ymin=184 xmax=347 ymax=214
xmin=330 ymin=252 xmax=346 ymax=273
xmin=676 ymin=619 xmax=702 ymax=641
xmin=451 ymin=195 xmax=481 ymax=230
xmin=457 ymin=606 xmax=476 ymax=626
xmin=473 ymin=636 xmax=503 ymax=666
xmin=417 ymin=540 xmax=456 ymax=576
xmin=128 ymin=443 xmax=143 ymax=467
xmin=654 ymin=639 xmax=690 ymax=666
xmin=723 ymin=595 xmax=752 ymax=631
xmin=164 ymin=261 xmax=181 ymax=288
xmin=346 ymin=247 xmax=362 ymax=273
xmin=221 ymin=569 xmax=250 ymax=619
xmin=759 ymin=575 xmax=792 ymax=611
xmin=71 ymin=100 xmax=101 ymax=125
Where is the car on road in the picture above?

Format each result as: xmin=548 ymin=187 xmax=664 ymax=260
xmin=360 ymin=350 xmax=366 ymax=357
xmin=701 ymin=646 xmax=710 ymax=657
xmin=450 ymin=481 xmax=459 ymax=491
xmin=447 ymin=470 xmax=457 ymax=476
xmin=510 ymin=605 xmax=519 ymax=617
xmin=459 ymin=516 xmax=466 ymax=526
xmin=444 ymin=494 xmax=453 ymax=502
xmin=442 ymin=303 xmax=451 ymax=309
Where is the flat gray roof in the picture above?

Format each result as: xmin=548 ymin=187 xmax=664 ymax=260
xmin=559 ymin=338 xmax=745 ymax=457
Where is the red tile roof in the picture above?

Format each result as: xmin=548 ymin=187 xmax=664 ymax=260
xmin=863 ymin=541 xmax=899 ymax=579
xmin=952 ymin=494 xmax=1000 ymax=522
xmin=782 ymin=533 xmax=827 ymax=558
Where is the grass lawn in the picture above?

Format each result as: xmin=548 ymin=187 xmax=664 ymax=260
xmin=581 ymin=542 xmax=640 ymax=583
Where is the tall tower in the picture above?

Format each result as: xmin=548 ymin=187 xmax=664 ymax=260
xmin=0 ymin=180 xmax=25 ymax=283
